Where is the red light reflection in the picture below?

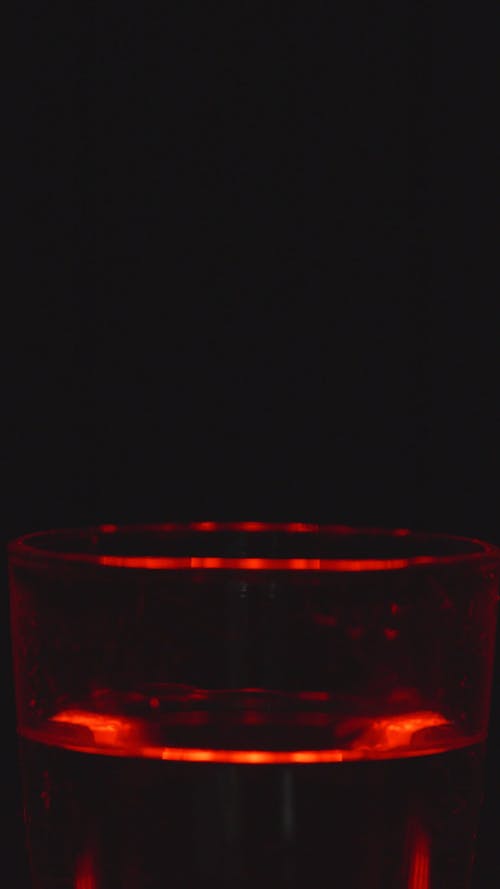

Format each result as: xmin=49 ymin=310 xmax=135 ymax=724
xmin=189 ymin=521 xmax=316 ymax=533
xmin=349 ymin=712 xmax=449 ymax=755
xmin=75 ymin=849 xmax=97 ymax=889
xmin=158 ymin=747 xmax=345 ymax=764
xmin=190 ymin=521 xmax=218 ymax=531
xmin=44 ymin=708 xmax=458 ymax=765
xmin=14 ymin=522 xmax=497 ymax=573
xmin=52 ymin=710 xmax=136 ymax=747
xmin=384 ymin=627 xmax=399 ymax=641
xmin=407 ymin=818 xmax=431 ymax=889
xmin=96 ymin=554 xmax=447 ymax=571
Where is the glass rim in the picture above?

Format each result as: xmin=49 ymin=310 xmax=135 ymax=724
xmin=7 ymin=522 xmax=500 ymax=573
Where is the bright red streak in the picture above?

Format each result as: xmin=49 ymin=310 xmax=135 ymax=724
xmin=159 ymin=748 xmax=345 ymax=764
xmin=408 ymin=819 xmax=431 ymax=889
xmin=95 ymin=554 xmax=457 ymax=571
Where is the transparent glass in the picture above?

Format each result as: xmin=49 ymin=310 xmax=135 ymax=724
xmin=8 ymin=522 xmax=500 ymax=889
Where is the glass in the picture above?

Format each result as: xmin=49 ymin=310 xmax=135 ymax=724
xmin=8 ymin=522 xmax=500 ymax=889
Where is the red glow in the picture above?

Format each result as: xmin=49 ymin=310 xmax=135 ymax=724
xmin=349 ymin=712 xmax=449 ymax=755
xmin=38 ymin=708 xmax=464 ymax=765
xmin=75 ymin=850 xmax=97 ymax=889
xmin=94 ymin=554 xmax=459 ymax=572
xmin=52 ymin=710 xmax=135 ymax=746
xmin=232 ymin=521 xmax=269 ymax=531
xmin=157 ymin=747 xmax=346 ymax=764
xmin=190 ymin=521 xmax=218 ymax=530
xmin=189 ymin=521 xmax=316 ymax=533
xmin=11 ymin=522 xmax=500 ymax=573
xmin=384 ymin=627 xmax=400 ymax=641
xmin=408 ymin=819 xmax=431 ymax=889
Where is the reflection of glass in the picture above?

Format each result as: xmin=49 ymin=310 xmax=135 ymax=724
xmin=9 ymin=523 xmax=500 ymax=888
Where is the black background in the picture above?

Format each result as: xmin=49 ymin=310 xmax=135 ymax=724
xmin=3 ymin=4 xmax=499 ymax=886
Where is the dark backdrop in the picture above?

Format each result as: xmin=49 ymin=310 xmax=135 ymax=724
xmin=3 ymin=5 xmax=499 ymax=886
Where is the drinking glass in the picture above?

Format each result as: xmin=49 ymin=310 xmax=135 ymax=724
xmin=8 ymin=522 xmax=500 ymax=888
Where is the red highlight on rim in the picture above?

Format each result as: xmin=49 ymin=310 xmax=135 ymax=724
xmin=8 ymin=522 xmax=500 ymax=573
